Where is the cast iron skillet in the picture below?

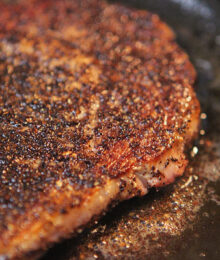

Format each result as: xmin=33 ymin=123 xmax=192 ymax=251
xmin=41 ymin=0 xmax=220 ymax=259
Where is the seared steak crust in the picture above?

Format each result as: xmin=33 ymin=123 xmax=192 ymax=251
xmin=0 ymin=0 xmax=200 ymax=258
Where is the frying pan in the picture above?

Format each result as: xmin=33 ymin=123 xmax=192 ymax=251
xmin=37 ymin=0 xmax=219 ymax=259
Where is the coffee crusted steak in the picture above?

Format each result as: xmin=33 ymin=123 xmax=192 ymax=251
xmin=0 ymin=0 xmax=200 ymax=258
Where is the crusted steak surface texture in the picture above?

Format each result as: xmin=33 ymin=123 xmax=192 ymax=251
xmin=0 ymin=0 xmax=200 ymax=258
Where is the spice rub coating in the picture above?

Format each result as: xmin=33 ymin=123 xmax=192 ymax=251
xmin=0 ymin=0 xmax=200 ymax=258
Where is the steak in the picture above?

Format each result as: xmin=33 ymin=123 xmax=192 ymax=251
xmin=0 ymin=0 xmax=200 ymax=258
